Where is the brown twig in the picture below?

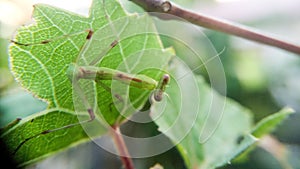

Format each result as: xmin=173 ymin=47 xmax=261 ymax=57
xmin=129 ymin=0 xmax=300 ymax=55
xmin=111 ymin=125 xmax=135 ymax=169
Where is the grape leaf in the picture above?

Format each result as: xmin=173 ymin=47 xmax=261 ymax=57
xmin=1 ymin=109 xmax=103 ymax=166
xmin=3 ymin=0 xmax=171 ymax=166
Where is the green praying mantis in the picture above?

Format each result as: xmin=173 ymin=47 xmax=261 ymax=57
xmin=10 ymin=28 xmax=170 ymax=155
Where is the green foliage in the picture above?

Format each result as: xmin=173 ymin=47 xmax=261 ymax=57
xmin=1 ymin=110 xmax=98 ymax=166
xmin=252 ymin=108 xmax=294 ymax=138
xmin=1 ymin=0 xmax=293 ymax=168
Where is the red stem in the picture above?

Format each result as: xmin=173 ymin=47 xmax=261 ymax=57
xmin=111 ymin=126 xmax=135 ymax=169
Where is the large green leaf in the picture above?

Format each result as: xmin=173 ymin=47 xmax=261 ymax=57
xmin=3 ymin=0 xmax=171 ymax=166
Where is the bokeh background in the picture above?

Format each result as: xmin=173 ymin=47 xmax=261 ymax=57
xmin=0 ymin=0 xmax=299 ymax=168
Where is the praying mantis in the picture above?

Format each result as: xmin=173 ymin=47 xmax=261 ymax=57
xmin=10 ymin=25 xmax=170 ymax=155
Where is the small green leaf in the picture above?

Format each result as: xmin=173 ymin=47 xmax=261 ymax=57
xmin=0 ymin=109 xmax=105 ymax=166
xmin=252 ymin=107 xmax=294 ymax=138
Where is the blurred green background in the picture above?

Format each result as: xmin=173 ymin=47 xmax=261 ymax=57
xmin=1 ymin=0 xmax=300 ymax=168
